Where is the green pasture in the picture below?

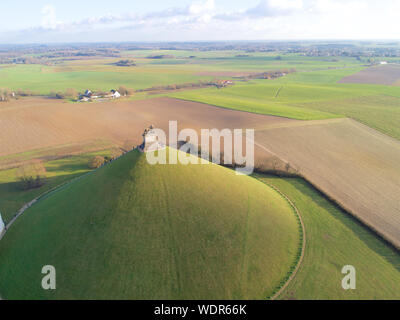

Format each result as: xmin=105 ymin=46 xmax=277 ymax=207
xmin=256 ymin=175 xmax=400 ymax=300
xmin=0 ymin=52 xmax=366 ymax=95
xmin=171 ymin=67 xmax=400 ymax=138
xmin=124 ymin=50 xmax=364 ymax=70
xmin=0 ymin=64 xmax=210 ymax=94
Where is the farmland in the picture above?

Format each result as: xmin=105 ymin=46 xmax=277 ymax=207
xmin=1 ymin=43 xmax=400 ymax=300
xmin=1 ymin=95 xmax=400 ymax=248
xmin=0 ymin=52 xmax=366 ymax=95
xmin=338 ymin=64 xmax=400 ymax=86
xmin=254 ymin=117 xmax=400 ymax=248
xmin=171 ymin=67 xmax=400 ymax=139
xmin=0 ymin=96 xmax=290 ymax=158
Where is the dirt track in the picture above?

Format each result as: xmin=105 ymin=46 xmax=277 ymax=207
xmin=1 ymin=97 xmax=400 ymax=247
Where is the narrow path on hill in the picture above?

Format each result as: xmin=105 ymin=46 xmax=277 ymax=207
xmin=1 ymin=151 xmax=130 ymax=237
xmin=261 ymin=180 xmax=306 ymax=300
xmin=0 ymin=153 xmax=130 ymax=300
xmin=1 ymin=170 xmax=94 ymax=240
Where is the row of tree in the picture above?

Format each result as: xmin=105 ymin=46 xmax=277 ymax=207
xmin=0 ymin=88 xmax=14 ymax=101
xmin=51 ymin=86 xmax=135 ymax=100
xmin=88 ymin=148 xmax=124 ymax=169
xmin=0 ymin=88 xmax=40 ymax=102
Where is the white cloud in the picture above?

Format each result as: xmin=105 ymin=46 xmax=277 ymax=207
xmin=189 ymin=0 xmax=215 ymax=15
xmin=245 ymin=0 xmax=304 ymax=18
xmin=269 ymin=0 xmax=303 ymax=10
xmin=2 ymin=0 xmax=399 ymax=43
xmin=312 ymin=0 xmax=366 ymax=13
xmin=41 ymin=5 xmax=58 ymax=30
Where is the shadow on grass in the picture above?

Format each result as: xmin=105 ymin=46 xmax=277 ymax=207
xmin=0 ymin=171 xmax=90 ymax=224
xmin=44 ymin=155 xmax=94 ymax=174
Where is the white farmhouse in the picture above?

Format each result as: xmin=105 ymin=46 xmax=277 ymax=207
xmin=110 ymin=90 xmax=121 ymax=99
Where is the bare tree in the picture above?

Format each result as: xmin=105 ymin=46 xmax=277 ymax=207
xmin=65 ymin=88 xmax=78 ymax=99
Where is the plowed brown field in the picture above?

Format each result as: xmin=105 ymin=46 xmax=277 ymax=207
xmin=338 ymin=64 xmax=400 ymax=85
xmin=0 ymin=97 xmax=288 ymax=160
xmin=255 ymin=118 xmax=400 ymax=248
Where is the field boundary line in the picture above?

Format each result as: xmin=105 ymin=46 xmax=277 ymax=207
xmin=258 ymin=179 xmax=306 ymax=300
xmin=165 ymin=97 xmax=309 ymax=121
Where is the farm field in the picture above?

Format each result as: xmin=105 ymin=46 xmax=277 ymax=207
xmin=1 ymin=0 xmax=400 ymax=305
xmin=256 ymin=175 xmax=400 ymax=300
xmin=0 ymin=139 xmax=114 ymax=170
xmin=1 ymin=42 xmax=400 ymax=302
xmin=0 ymin=52 xmax=366 ymax=95
xmin=254 ymin=118 xmax=400 ymax=248
xmin=295 ymin=94 xmax=400 ymax=140
xmin=2 ymin=94 xmax=400 ymax=248
xmin=1 ymin=96 xmax=400 ymax=248
xmin=0 ymin=149 xmax=301 ymax=299
xmin=171 ymin=68 xmax=400 ymax=139
xmin=338 ymin=64 xmax=400 ymax=85
xmin=0 ymin=96 xmax=292 ymax=158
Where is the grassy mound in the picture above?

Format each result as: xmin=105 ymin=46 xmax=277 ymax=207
xmin=0 ymin=149 xmax=300 ymax=299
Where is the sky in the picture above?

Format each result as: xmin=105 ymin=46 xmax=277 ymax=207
xmin=0 ymin=0 xmax=399 ymax=43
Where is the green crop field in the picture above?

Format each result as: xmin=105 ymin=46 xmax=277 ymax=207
xmin=295 ymin=94 xmax=400 ymax=140
xmin=0 ymin=63 xmax=211 ymax=95
xmin=0 ymin=52 xmax=367 ymax=95
xmin=0 ymin=149 xmax=300 ymax=299
xmin=256 ymin=174 xmax=400 ymax=300
xmin=171 ymin=67 xmax=400 ymax=139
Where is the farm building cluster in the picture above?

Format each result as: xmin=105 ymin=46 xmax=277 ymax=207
xmin=79 ymin=89 xmax=121 ymax=102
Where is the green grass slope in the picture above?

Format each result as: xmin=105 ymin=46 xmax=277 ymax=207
xmin=256 ymin=175 xmax=400 ymax=300
xmin=0 ymin=149 xmax=300 ymax=300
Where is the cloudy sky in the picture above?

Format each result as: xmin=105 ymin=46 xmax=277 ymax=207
xmin=0 ymin=0 xmax=399 ymax=43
